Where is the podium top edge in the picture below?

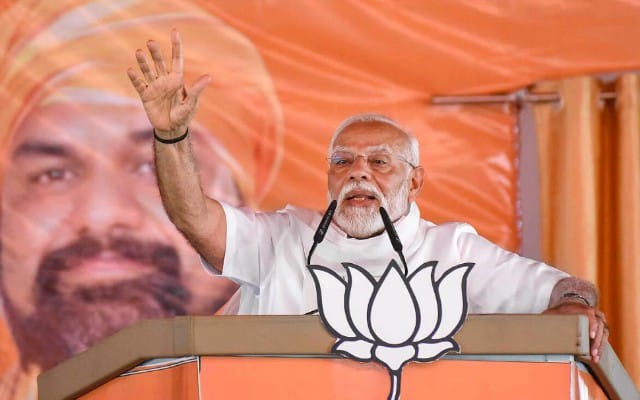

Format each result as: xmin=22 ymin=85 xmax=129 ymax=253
xmin=38 ymin=314 xmax=637 ymax=400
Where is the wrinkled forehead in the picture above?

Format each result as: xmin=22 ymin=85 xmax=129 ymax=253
xmin=330 ymin=121 xmax=411 ymax=153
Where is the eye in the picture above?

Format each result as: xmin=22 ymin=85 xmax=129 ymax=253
xmin=334 ymin=158 xmax=348 ymax=165
xmin=370 ymin=157 xmax=388 ymax=165
xmin=30 ymin=168 xmax=74 ymax=184
xmin=329 ymin=155 xmax=351 ymax=166
xmin=369 ymin=153 xmax=392 ymax=167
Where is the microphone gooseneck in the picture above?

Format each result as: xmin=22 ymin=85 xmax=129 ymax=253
xmin=306 ymin=200 xmax=337 ymax=266
xmin=379 ymin=207 xmax=408 ymax=276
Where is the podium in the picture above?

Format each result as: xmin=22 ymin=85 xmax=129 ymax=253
xmin=38 ymin=315 xmax=639 ymax=399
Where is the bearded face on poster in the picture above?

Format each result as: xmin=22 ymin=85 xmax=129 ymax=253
xmin=0 ymin=0 xmax=283 ymax=385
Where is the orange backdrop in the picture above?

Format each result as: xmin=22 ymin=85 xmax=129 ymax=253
xmin=1 ymin=0 xmax=640 ymax=398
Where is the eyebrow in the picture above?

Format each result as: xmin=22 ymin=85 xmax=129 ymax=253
xmin=13 ymin=129 xmax=153 ymax=159
xmin=12 ymin=140 xmax=76 ymax=160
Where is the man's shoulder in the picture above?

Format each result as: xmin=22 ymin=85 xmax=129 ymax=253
xmin=419 ymin=219 xmax=478 ymax=236
xmin=222 ymin=203 xmax=321 ymax=233
xmin=280 ymin=204 xmax=322 ymax=226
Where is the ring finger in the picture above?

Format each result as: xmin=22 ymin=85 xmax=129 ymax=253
xmin=136 ymin=49 xmax=156 ymax=83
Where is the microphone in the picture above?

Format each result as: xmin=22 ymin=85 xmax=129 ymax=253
xmin=379 ymin=207 xmax=408 ymax=275
xmin=306 ymin=200 xmax=337 ymax=265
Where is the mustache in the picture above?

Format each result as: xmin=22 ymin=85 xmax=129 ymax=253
xmin=7 ymin=235 xmax=192 ymax=370
xmin=336 ymin=181 xmax=387 ymax=208
xmin=17 ymin=272 xmax=191 ymax=370
xmin=36 ymin=235 xmax=181 ymax=297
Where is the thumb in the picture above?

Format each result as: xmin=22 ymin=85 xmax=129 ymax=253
xmin=188 ymin=74 xmax=211 ymax=105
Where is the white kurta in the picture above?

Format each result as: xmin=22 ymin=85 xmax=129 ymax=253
xmin=207 ymin=202 xmax=568 ymax=315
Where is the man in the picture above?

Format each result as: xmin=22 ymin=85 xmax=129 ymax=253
xmin=127 ymin=30 xmax=609 ymax=365
xmin=0 ymin=2 xmax=283 ymax=399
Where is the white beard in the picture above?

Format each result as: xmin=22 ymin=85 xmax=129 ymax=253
xmin=331 ymin=180 xmax=409 ymax=238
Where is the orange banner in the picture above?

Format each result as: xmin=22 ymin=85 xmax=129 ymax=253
xmin=1 ymin=1 xmax=640 ymax=399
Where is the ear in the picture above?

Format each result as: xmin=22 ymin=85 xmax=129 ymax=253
xmin=407 ymin=166 xmax=425 ymax=202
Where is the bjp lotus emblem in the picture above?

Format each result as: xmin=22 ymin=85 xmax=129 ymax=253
xmin=309 ymin=260 xmax=473 ymax=400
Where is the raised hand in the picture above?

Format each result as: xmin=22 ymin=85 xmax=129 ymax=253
xmin=127 ymin=29 xmax=210 ymax=138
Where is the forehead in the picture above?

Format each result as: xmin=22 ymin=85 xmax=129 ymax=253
xmin=11 ymin=101 xmax=150 ymax=151
xmin=331 ymin=121 xmax=409 ymax=152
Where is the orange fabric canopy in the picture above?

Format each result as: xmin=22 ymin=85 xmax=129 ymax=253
xmin=193 ymin=0 xmax=640 ymax=250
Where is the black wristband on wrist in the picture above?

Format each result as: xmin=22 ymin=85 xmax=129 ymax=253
xmin=154 ymin=128 xmax=189 ymax=144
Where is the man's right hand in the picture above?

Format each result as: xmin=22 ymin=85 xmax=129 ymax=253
xmin=127 ymin=29 xmax=210 ymax=139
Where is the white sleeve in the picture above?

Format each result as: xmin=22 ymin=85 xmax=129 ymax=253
xmin=455 ymin=224 xmax=570 ymax=313
xmin=220 ymin=202 xmax=293 ymax=291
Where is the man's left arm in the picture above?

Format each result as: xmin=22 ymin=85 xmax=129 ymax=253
xmin=454 ymin=226 xmax=609 ymax=362
xmin=544 ymin=277 xmax=609 ymax=362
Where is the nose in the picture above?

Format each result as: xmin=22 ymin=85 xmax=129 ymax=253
xmin=74 ymin=166 xmax=145 ymax=239
xmin=348 ymin=155 xmax=371 ymax=181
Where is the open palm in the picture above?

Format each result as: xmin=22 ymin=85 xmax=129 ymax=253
xmin=127 ymin=30 xmax=209 ymax=136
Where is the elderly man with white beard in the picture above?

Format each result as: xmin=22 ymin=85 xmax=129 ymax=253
xmin=128 ymin=30 xmax=610 ymax=363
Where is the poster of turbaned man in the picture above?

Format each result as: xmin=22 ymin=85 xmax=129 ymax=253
xmin=3 ymin=1 xmax=638 ymax=399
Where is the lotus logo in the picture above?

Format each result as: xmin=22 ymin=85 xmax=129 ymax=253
xmin=309 ymin=260 xmax=473 ymax=400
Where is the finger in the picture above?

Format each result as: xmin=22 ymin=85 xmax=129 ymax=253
xmin=187 ymin=74 xmax=211 ymax=104
xmin=136 ymin=49 xmax=156 ymax=82
xmin=596 ymin=310 xmax=608 ymax=326
xmin=126 ymin=68 xmax=147 ymax=96
xmin=596 ymin=310 xmax=609 ymax=356
xmin=591 ymin=317 xmax=605 ymax=361
xmin=588 ymin=311 xmax=598 ymax=339
xmin=171 ymin=29 xmax=183 ymax=75
xmin=147 ymin=40 xmax=168 ymax=76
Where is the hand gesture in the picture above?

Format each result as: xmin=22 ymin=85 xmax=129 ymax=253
xmin=127 ymin=30 xmax=210 ymax=138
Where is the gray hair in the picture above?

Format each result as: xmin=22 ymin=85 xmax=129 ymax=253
xmin=328 ymin=113 xmax=420 ymax=166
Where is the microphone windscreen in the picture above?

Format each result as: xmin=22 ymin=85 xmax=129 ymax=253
xmin=314 ymin=200 xmax=337 ymax=243
xmin=379 ymin=207 xmax=403 ymax=252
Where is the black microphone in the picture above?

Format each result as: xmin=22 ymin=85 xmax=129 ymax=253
xmin=306 ymin=200 xmax=337 ymax=265
xmin=379 ymin=206 xmax=408 ymax=275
